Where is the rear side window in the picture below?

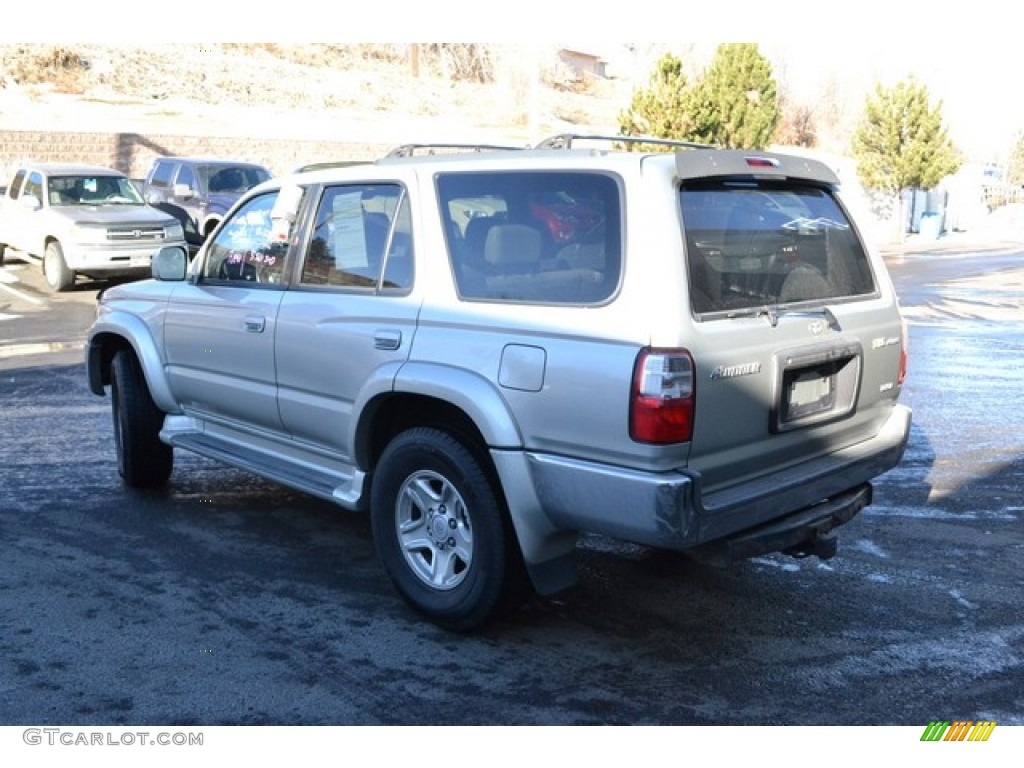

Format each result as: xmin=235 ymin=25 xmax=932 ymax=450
xmin=300 ymin=183 xmax=414 ymax=292
xmin=438 ymin=171 xmax=621 ymax=304
xmin=681 ymin=182 xmax=876 ymax=315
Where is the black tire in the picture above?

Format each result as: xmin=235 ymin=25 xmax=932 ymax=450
xmin=110 ymin=348 xmax=173 ymax=488
xmin=43 ymin=240 xmax=74 ymax=292
xmin=370 ymin=427 xmax=528 ymax=632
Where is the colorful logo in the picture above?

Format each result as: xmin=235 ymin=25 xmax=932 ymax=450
xmin=920 ymin=721 xmax=997 ymax=742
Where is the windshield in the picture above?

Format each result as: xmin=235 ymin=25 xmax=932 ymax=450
xmin=200 ymin=165 xmax=271 ymax=195
xmin=680 ymin=181 xmax=877 ymax=315
xmin=48 ymin=175 xmax=144 ymax=206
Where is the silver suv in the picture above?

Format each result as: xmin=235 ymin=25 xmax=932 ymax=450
xmin=86 ymin=136 xmax=911 ymax=631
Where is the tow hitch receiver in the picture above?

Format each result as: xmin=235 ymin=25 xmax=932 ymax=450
xmin=784 ymin=530 xmax=838 ymax=560
xmin=687 ymin=484 xmax=871 ymax=568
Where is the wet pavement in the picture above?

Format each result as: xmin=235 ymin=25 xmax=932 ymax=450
xmin=0 ymin=246 xmax=1021 ymax=726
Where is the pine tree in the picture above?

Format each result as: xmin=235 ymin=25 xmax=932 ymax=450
xmin=686 ymin=43 xmax=780 ymax=149
xmin=1006 ymin=130 xmax=1024 ymax=186
xmin=851 ymin=77 xmax=961 ymax=196
xmin=617 ymin=52 xmax=695 ymax=150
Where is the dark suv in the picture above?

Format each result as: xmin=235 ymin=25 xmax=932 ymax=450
xmin=142 ymin=157 xmax=272 ymax=248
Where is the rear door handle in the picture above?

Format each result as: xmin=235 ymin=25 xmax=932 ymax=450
xmin=244 ymin=315 xmax=266 ymax=333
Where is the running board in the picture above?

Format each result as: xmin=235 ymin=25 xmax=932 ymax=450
xmin=164 ymin=426 xmax=366 ymax=510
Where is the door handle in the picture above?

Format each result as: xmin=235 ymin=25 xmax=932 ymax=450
xmin=244 ymin=315 xmax=266 ymax=333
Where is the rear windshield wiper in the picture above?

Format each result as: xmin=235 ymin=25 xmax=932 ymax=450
xmin=728 ymin=304 xmax=839 ymax=328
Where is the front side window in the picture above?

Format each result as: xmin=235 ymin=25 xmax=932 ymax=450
xmin=202 ymin=191 xmax=292 ymax=285
xmin=149 ymin=161 xmax=175 ymax=187
xmin=680 ymin=182 xmax=877 ymax=315
xmin=300 ymin=183 xmax=413 ymax=291
xmin=23 ymin=172 xmax=43 ymax=203
xmin=176 ymin=164 xmax=196 ymax=190
xmin=438 ymin=171 xmax=621 ymax=304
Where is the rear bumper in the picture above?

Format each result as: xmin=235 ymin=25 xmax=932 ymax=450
xmin=526 ymin=404 xmax=911 ymax=559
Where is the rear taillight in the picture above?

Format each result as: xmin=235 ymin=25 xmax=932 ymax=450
xmin=630 ymin=348 xmax=695 ymax=444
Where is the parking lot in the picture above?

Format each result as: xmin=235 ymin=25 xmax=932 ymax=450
xmin=0 ymin=246 xmax=1022 ymax=728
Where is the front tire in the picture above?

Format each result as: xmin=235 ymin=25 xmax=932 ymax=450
xmin=110 ymin=349 xmax=173 ymax=488
xmin=43 ymin=240 xmax=74 ymax=292
xmin=371 ymin=427 xmax=527 ymax=631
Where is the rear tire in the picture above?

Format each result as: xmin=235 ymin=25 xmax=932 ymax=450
xmin=43 ymin=240 xmax=74 ymax=292
xmin=110 ymin=348 xmax=173 ymax=488
xmin=370 ymin=427 xmax=529 ymax=632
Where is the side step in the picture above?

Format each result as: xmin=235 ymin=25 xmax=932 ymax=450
xmin=166 ymin=430 xmax=366 ymax=510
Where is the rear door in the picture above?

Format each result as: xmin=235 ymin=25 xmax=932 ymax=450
xmin=274 ymin=181 xmax=419 ymax=458
xmin=679 ymin=170 xmax=904 ymax=496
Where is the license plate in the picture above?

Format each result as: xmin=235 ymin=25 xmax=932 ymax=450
xmin=784 ymin=368 xmax=836 ymax=421
xmin=130 ymin=254 xmax=152 ymax=267
xmin=773 ymin=344 xmax=860 ymax=433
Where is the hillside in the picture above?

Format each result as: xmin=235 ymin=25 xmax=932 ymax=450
xmin=0 ymin=43 xmax=630 ymax=146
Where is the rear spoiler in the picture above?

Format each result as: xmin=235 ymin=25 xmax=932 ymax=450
xmin=675 ymin=150 xmax=840 ymax=185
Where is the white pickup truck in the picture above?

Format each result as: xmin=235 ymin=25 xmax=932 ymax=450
xmin=0 ymin=162 xmax=186 ymax=291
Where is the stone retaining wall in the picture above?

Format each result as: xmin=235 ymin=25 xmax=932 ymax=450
xmin=0 ymin=130 xmax=391 ymax=182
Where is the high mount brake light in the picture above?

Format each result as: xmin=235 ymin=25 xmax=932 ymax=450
xmin=744 ymin=156 xmax=780 ymax=169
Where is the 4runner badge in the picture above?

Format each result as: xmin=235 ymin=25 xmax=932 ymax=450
xmin=710 ymin=362 xmax=762 ymax=380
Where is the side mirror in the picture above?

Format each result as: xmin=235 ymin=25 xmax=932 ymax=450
xmin=19 ymin=194 xmax=42 ymax=211
xmin=173 ymin=183 xmax=195 ymax=199
xmin=152 ymin=246 xmax=188 ymax=281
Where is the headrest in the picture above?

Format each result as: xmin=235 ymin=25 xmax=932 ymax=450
xmin=483 ymin=224 xmax=542 ymax=267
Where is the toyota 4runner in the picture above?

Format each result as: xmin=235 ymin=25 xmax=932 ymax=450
xmin=86 ymin=135 xmax=911 ymax=631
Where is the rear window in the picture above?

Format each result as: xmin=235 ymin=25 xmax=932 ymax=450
xmin=438 ymin=171 xmax=621 ymax=304
xmin=681 ymin=182 xmax=877 ymax=315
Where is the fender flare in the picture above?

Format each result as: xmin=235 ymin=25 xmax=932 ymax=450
xmin=86 ymin=312 xmax=181 ymax=414
xmin=386 ymin=360 xmax=523 ymax=446
xmin=353 ymin=361 xmax=578 ymax=593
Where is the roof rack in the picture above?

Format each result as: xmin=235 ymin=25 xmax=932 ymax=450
xmin=385 ymin=143 xmax=526 ymax=158
xmin=534 ymin=133 xmax=716 ymax=150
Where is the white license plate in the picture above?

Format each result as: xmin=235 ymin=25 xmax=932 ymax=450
xmin=130 ymin=255 xmax=152 ymax=267
xmin=790 ymin=372 xmax=832 ymax=409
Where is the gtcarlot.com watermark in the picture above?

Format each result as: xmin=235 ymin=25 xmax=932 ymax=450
xmin=23 ymin=728 xmax=203 ymax=747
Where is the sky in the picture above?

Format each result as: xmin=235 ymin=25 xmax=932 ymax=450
xmin=5 ymin=1 xmax=1019 ymax=164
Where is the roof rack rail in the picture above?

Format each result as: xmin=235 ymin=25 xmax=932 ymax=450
xmin=534 ymin=133 xmax=716 ymax=150
xmin=385 ymin=143 xmax=526 ymax=158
